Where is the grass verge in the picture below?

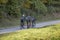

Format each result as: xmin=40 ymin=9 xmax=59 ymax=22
xmin=0 ymin=24 xmax=60 ymax=40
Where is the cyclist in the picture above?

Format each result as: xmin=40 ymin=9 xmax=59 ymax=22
xmin=26 ymin=15 xmax=32 ymax=28
xmin=20 ymin=14 xmax=25 ymax=29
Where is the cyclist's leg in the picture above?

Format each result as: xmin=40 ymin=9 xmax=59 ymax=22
xmin=22 ymin=23 xmax=24 ymax=28
xmin=28 ymin=23 xmax=30 ymax=28
xmin=27 ymin=22 xmax=30 ymax=28
xmin=27 ymin=20 xmax=31 ymax=28
xmin=31 ymin=21 xmax=34 ymax=27
xmin=29 ymin=20 xmax=32 ymax=28
xmin=20 ymin=23 xmax=23 ymax=29
xmin=27 ymin=21 xmax=29 ymax=28
xmin=32 ymin=21 xmax=35 ymax=28
xmin=20 ymin=22 xmax=24 ymax=29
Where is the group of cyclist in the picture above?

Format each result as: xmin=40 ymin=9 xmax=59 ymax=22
xmin=20 ymin=14 xmax=36 ymax=29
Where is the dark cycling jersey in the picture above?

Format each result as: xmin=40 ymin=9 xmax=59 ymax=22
xmin=21 ymin=16 xmax=25 ymax=22
xmin=26 ymin=16 xmax=32 ymax=22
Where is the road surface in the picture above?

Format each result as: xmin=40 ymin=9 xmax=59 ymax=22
xmin=0 ymin=20 xmax=60 ymax=34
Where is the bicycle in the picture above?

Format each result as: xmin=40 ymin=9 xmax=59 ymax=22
xmin=27 ymin=21 xmax=32 ymax=28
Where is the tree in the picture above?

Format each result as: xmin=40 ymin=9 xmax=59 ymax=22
xmin=6 ymin=0 xmax=21 ymax=18
xmin=0 ymin=0 xmax=8 ymax=4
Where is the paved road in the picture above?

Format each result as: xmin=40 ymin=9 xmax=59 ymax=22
xmin=0 ymin=20 xmax=60 ymax=34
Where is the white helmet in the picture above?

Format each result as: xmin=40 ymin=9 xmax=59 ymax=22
xmin=22 ymin=14 xmax=25 ymax=17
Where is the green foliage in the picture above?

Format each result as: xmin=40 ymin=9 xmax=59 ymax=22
xmin=0 ymin=0 xmax=60 ymax=26
xmin=0 ymin=0 xmax=60 ymax=19
xmin=47 ymin=6 xmax=56 ymax=14
xmin=0 ymin=0 xmax=8 ymax=4
xmin=6 ymin=0 xmax=21 ymax=18
xmin=35 ymin=0 xmax=47 ymax=14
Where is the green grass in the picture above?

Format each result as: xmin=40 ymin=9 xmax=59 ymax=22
xmin=37 ymin=14 xmax=60 ymax=22
xmin=0 ymin=19 xmax=20 ymax=29
xmin=0 ymin=24 xmax=60 ymax=40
